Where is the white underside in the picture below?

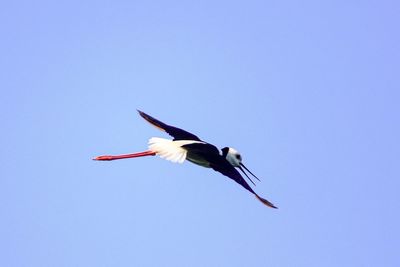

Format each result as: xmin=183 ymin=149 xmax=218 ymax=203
xmin=148 ymin=137 xmax=204 ymax=164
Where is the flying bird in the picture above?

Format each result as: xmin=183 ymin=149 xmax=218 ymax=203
xmin=94 ymin=110 xmax=277 ymax=208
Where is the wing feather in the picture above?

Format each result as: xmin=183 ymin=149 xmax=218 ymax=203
xmin=138 ymin=110 xmax=202 ymax=141
xmin=210 ymin=158 xmax=277 ymax=208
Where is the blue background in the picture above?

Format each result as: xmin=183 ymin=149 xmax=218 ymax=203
xmin=1 ymin=1 xmax=399 ymax=266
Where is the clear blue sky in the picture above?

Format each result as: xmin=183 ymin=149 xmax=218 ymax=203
xmin=1 ymin=1 xmax=399 ymax=266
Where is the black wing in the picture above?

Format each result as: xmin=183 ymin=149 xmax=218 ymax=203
xmin=138 ymin=110 xmax=202 ymax=141
xmin=210 ymin=157 xmax=278 ymax=209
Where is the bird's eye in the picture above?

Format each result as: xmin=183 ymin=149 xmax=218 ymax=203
xmin=236 ymin=154 xmax=241 ymax=160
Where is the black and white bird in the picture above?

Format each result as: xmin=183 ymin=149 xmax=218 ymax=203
xmin=94 ymin=110 xmax=277 ymax=208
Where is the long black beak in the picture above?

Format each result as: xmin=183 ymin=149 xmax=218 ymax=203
xmin=238 ymin=166 xmax=256 ymax=186
xmin=240 ymin=163 xmax=261 ymax=182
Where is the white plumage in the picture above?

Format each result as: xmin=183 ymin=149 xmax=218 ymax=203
xmin=148 ymin=137 xmax=204 ymax=164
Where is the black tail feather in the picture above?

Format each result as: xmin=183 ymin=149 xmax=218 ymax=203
xmin=255 ymin=194 xmax=278 ymax=209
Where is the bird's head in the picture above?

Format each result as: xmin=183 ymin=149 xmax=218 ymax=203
xmin=221 ymin=147 xmax=242 ymax=167
xmin=221 ymin=147 xmax=260 ymax=185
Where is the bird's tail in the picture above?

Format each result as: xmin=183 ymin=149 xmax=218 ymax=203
xmin=255 ymin=194 xmax=278 ymax=209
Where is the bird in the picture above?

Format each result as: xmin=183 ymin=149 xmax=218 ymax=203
xmin=93 ymin=110 xmax=277 ymax=208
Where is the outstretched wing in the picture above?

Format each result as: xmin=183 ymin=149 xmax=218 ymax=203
xmin=210 ymin=157 xmax=278 ymax=209
xmin=138 ymin=110 xmax=202 ymax=141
